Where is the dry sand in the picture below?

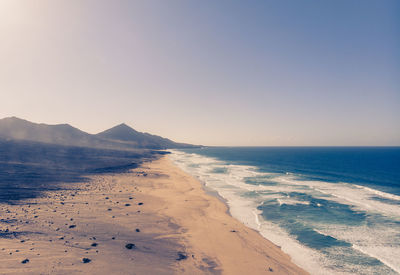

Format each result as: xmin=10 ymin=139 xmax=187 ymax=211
xmin=0 ymin=156 xmax=307 ymax=274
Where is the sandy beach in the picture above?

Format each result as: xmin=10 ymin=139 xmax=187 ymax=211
xmin=0 ymin=155 xmax=306 ymax=274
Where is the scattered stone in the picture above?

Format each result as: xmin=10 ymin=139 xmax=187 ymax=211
xmin=21 ymin=259 xmax=29 ymax=264
xmin=176 ymin=252 xmax=187 ymax=261
xmin=125 ymin=243 xmax=136 ymax=249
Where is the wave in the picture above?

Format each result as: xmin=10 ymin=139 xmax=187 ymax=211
xmin=169 ymin=150 xmax=400 ymax=274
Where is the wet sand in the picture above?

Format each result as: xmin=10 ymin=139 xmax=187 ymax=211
xmin=0 ymin=156 xmax=307 ymax=274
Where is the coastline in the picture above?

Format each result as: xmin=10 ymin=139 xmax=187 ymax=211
xmin=0 ymin=155 xmax=306 ymax=274
xmin=139 ymin=155 xmax=307 ymax=274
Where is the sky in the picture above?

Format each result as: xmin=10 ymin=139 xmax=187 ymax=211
xmin=0 ymin=0 xmax=399 ymax=146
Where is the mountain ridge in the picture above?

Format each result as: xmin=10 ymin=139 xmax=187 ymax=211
xmin=0 ymin=117 xmax=199 ymax=150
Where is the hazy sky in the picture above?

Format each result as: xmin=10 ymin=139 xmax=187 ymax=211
xmin=1 ymin=0 xmax=399 ymax=146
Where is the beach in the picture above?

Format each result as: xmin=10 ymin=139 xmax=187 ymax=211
xmin=0 ymin=155 xmax=306 ymax=274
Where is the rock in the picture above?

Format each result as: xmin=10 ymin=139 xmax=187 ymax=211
xmin=125 ymin=204 xmax=131 ymax=206
xmin=69 ymin=225 xmax=76 ymax=228
xmin=21 ymin=259 xmax=29 ymax=264
xmin=138 ymin=202 xmax=143 ymax=205
xmin=82 ymin=258 xmax=91 ymax=263
xmin=125 ymin=243 xmax=136 ymax=249
xmin=91 ymin=243 xmax=98 ymax=247
xmin=135 ymin=228 xmax=140 ymax=232
xmin=176 ymin=252 xmax=187 ymax=261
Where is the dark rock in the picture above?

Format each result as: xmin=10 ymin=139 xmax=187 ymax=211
xmin=135 ymin=228 xmax=140 ymax=232
xmin=21 ymin=259 xmax=29 ymax=264
xmin=91 ymin=243 xmax=98 ymax=247
xmin=125 ymin=243 xmax=136 ymax=249
xmin=82 ymin=258 xmax=91 ymax=263
xmin=69 ymin=225 xmax=76 ymax=228
xmin=138 ymin=202 xmax=143 ymax=205
xmin=176 ymin=252 xmax=187 ymax=261
xmin=125 ymin=204 xmax=131 ymax=206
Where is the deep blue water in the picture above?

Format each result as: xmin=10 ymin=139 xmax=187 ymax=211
xmin=170 ymin=147 xmax=400 ymax=274
xmin=182 ymin=147 xmax=400 ymax=195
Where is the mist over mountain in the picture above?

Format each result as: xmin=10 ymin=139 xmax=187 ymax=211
xmin=0 ymin=117 xmax=198 ymax=150
xmin=96 ymin=123 xmax=195 ymax=149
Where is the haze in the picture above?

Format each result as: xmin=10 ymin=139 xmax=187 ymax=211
xmin=1 ymin=0 xmax=399 ymax=146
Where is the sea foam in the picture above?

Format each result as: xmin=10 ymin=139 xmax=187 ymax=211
xmin=169 ymin=150 xmax=400 ymax=274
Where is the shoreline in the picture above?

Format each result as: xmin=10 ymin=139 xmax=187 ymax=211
xmin=0 ymin=155 xmax=306 ymax=274
xmin=147 ymin=156 xmax=307 ymax=274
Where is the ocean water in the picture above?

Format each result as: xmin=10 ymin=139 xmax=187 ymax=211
xmin=169 ymin=147 xmax=400 ymax=275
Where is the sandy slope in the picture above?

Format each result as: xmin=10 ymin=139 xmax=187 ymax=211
xmin=0 ymin=156 xmax=307 ymax=274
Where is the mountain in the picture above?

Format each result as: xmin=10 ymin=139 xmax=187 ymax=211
xmin=96 ymin=123 xmax=197 ymax=149
xmin=0 ymin=117 xmax=198 ymax=150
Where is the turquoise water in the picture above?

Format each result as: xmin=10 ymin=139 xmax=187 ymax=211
xmin=169 ymin=147 xmax=400 ymax=274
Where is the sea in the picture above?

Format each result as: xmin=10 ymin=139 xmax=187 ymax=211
xmin=169 ymin=147 xmax=400 ymax=275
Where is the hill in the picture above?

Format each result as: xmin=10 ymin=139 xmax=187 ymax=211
xmin=96 ymin=123 xmax=196 ymax=149
xmin=0 ymin=117 xmax=198 ymax=150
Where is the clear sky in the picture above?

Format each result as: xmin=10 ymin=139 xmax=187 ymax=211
xmin=1 ymin=0 xmax=399 ymax=146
